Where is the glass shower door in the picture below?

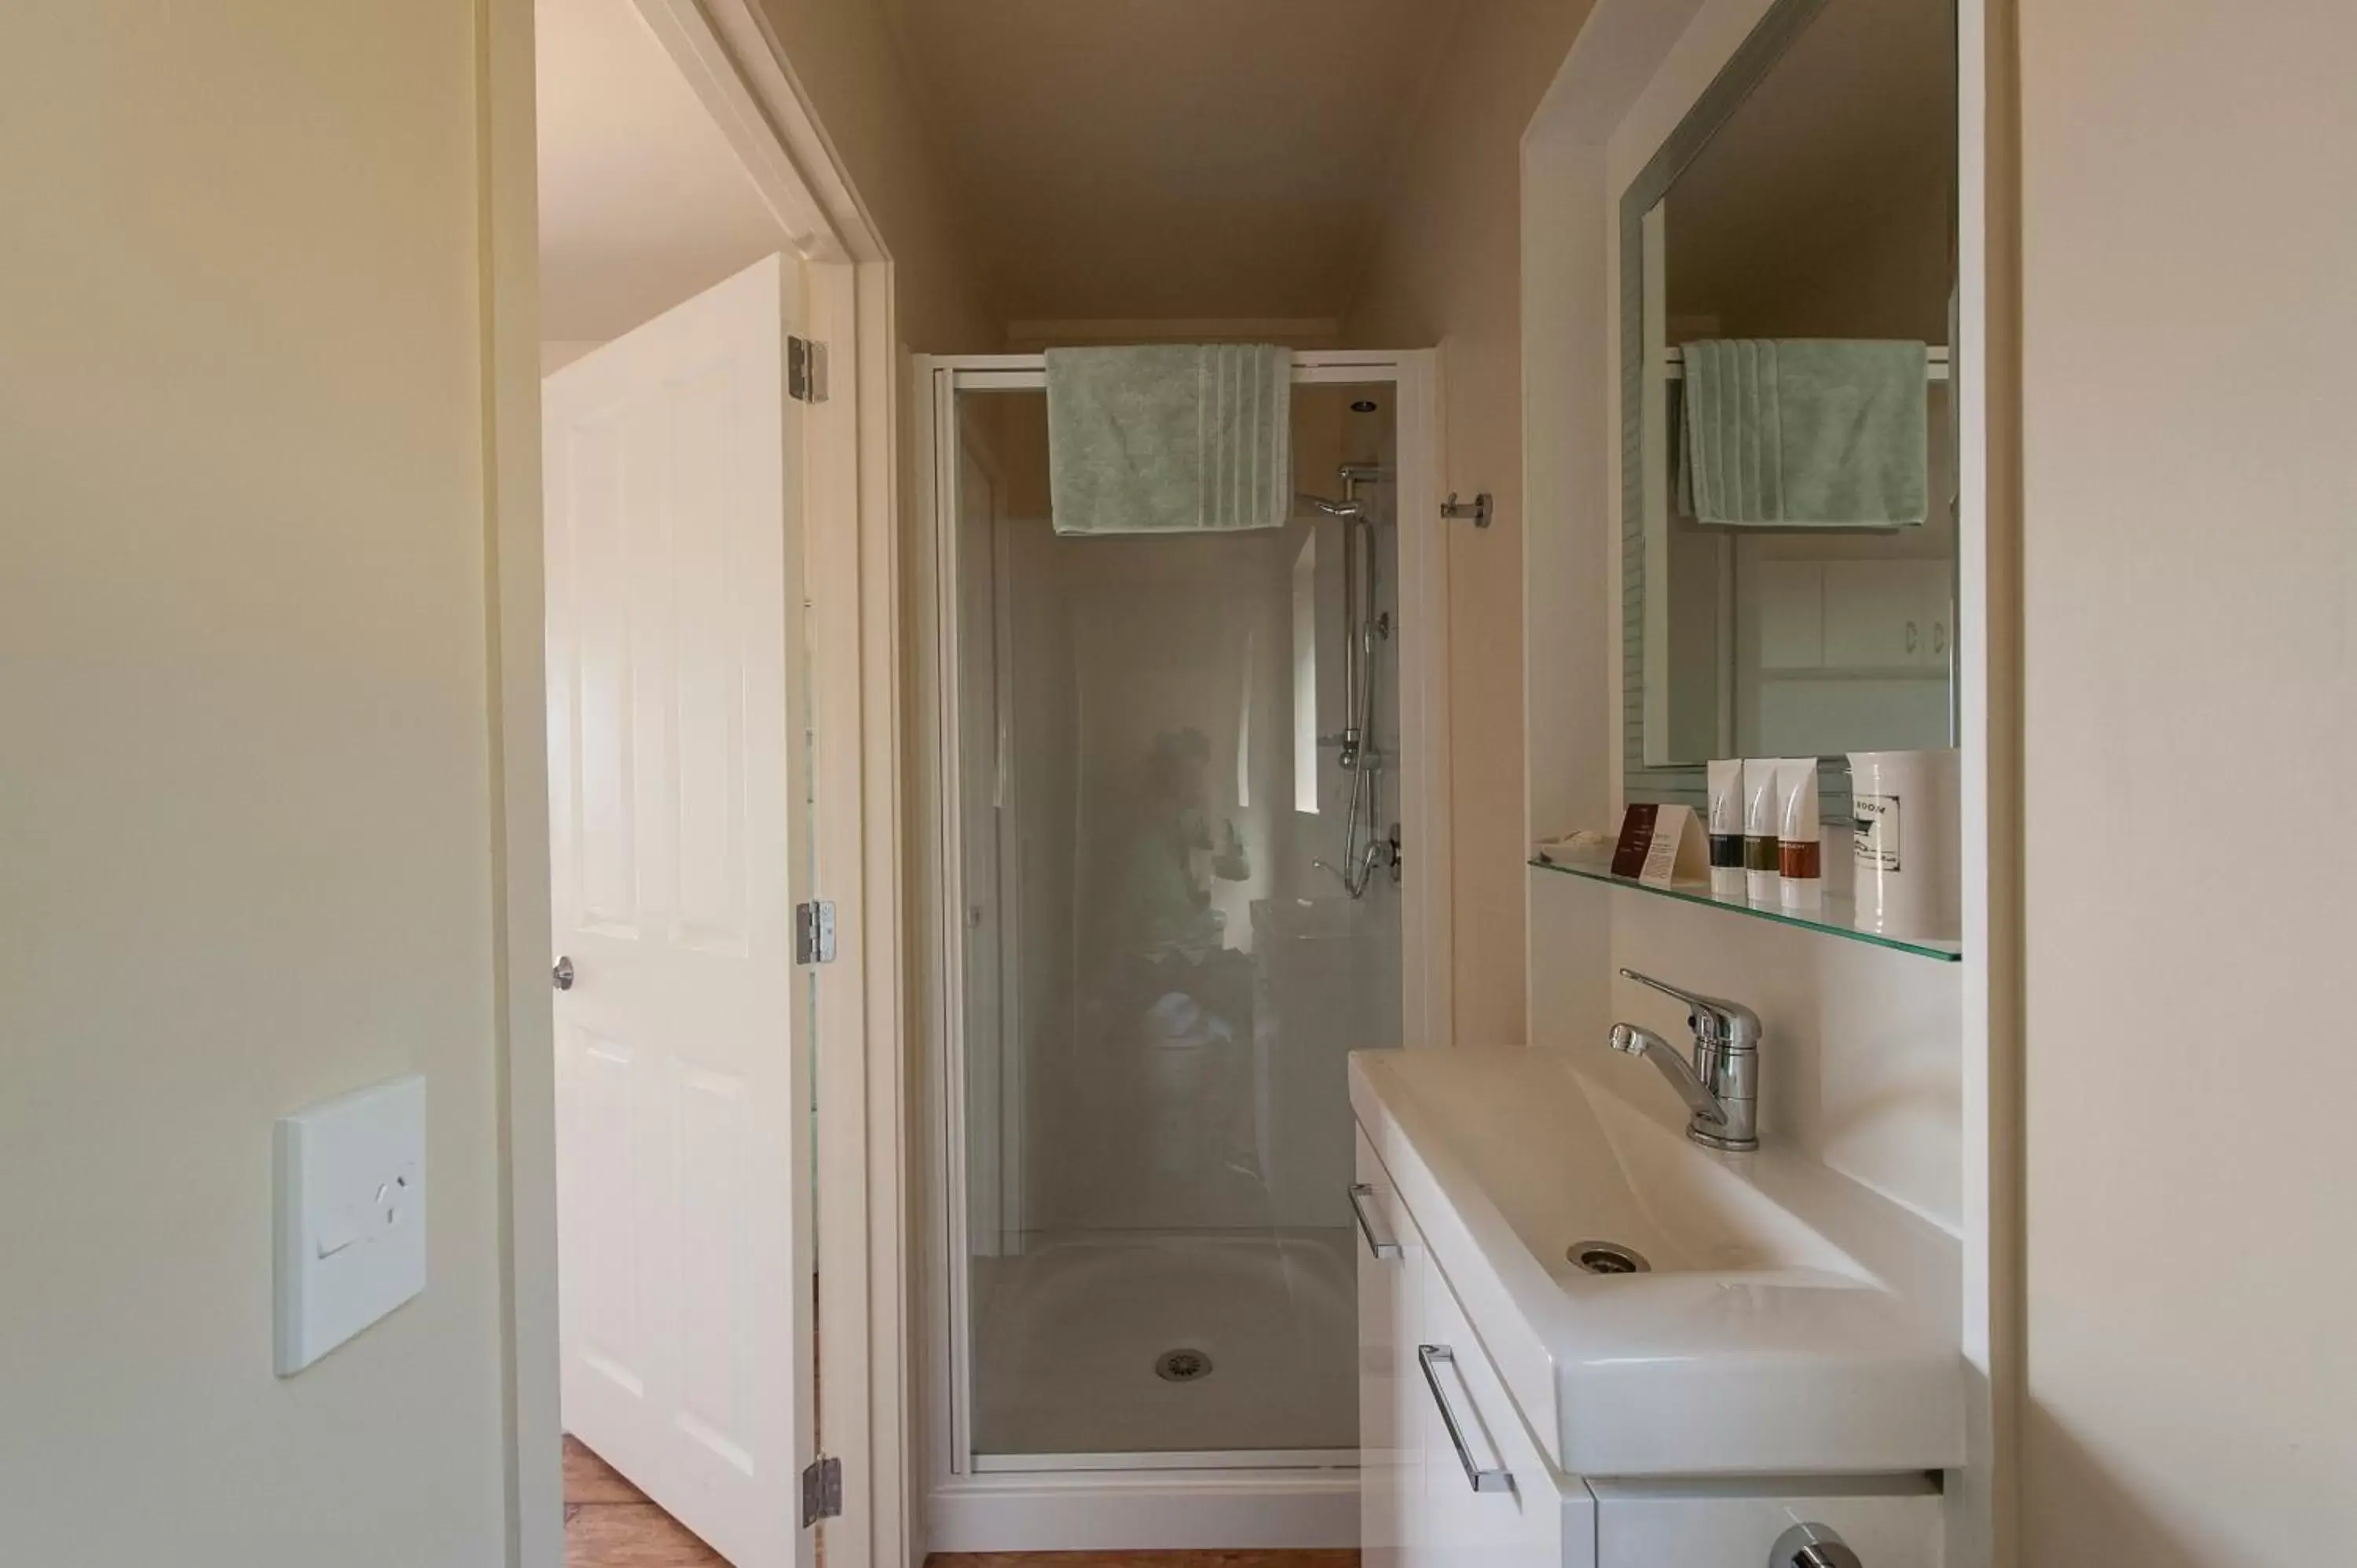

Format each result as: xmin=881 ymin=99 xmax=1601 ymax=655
xmin=952 ymin=379 xmax=1403 ymax=1466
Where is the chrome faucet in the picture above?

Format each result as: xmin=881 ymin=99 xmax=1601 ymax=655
xmin=1607 ymin=968 xmax=1761 ymax=1152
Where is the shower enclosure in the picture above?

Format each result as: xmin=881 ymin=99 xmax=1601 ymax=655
xmin=922 ymin=354 xmax=1440 ymax=1523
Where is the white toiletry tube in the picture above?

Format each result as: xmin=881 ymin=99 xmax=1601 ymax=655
xmin=1777 ymin=758 xmax=1822 ymax=910
xmin=1743 ymin=759 xmax=1783 ymax=904
xmin=1707 ymin=759 xmax=1746 ymax=898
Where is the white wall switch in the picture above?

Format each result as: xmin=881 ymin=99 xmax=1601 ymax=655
xmin=273 ymin=1073 xmax=427 ymax=1376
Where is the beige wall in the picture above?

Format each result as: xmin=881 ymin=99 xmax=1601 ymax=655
xmin=0 ymin=3 xmax=511 ymax=1562
xmin=2018 ymin=2 xmax=2357 ymax=1563
xmin=757 ymin=0 xmax=996 ymax=351
xmin=1348 ymin=0 xmax=1602 ymax=1045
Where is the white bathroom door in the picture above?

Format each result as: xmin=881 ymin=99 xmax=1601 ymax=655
xmin=544 ymin=253 xmax=815 ymax=1568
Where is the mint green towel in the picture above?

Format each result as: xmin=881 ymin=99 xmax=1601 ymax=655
xmin=1677 ymin=339 xmax=1928 ymax=527
xmin=1046 ymin=344 xmax=1292 ymax=534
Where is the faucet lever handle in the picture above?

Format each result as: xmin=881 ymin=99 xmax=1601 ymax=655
xmin=1618 ymin=968 xmax=1761 ymax=1047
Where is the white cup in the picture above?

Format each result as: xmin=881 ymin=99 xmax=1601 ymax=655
xmin=1846 ymin=749 xmax=1959 ymax=940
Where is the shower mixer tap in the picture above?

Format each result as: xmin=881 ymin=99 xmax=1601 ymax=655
xmin=1314 ymin=835 xmax=1388 ymax=896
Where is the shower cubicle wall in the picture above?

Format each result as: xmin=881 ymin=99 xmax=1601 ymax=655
xmin=926 ymin=357 xmax=1431 ymax=1485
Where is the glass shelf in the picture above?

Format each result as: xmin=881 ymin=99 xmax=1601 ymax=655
xmin=1527 ymin=852 xmax=1963 ymax=962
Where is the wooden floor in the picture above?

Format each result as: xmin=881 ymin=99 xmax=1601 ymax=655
xmin=563 ymin=1437 xmax=726 ymax=1566
xmin=564 ymin=1436 xmax=1358 ymax=1568
xmin=929 ymin=1556 xmax=1358 ymax=1568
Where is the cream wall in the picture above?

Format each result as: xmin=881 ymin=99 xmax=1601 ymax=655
xmin=2018 ymin=1 xmax=2357 ymax=1562
xmin=541 ymin=2 xmax=998 ymax=380
xmin=757 ymin=0 xmax=996 ymax=351
xmin=1347 ymin=0 xmax=1602 ymax=1046
xmin=0 ymin=3 xmax=511 ymax=1563
xmin=0 ymin=3 xmax=995 ymax=1564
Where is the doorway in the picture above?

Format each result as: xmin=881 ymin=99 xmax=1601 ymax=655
xmin=515 ymin=2 xmax=898 ymax=1566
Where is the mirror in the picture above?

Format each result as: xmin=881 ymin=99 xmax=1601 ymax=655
xmin=1621 ymin=0 xmax=1957 ymax=801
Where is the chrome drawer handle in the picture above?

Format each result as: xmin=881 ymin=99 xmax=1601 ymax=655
xmin=1417 ymin=1344 xmax=1514 ymax=1494
xmin=1347 ymin=1182 xmax=1402 ymax=1259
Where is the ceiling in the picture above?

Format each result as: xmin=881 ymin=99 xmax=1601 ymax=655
xmin=883 ymin=0 xmax=1461 ymax=325
xmin=1664 ymin=0 xmax=1956 ymax=330
xmin=536 ymin=0 xmax=787 ymax=346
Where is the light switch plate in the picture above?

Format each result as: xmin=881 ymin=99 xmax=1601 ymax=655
xmin=273 ymin=1073 xmax=427 ymax=1376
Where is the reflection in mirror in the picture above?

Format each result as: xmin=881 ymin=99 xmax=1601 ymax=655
xmin=1624 ymin=0 xmax=1957 ymax=794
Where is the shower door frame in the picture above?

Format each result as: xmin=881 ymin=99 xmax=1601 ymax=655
xmin=911 ymin=349 xmax=1447 ymax=1549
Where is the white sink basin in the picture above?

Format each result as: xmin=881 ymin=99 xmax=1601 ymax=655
xmin=1350 ymin=1047 xmax=1964 ymax=1477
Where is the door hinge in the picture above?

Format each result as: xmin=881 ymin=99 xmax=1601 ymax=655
xmin=801 ymin=1454 xmax=843 ymax=1526
xmin=787 ymin=335 xmax=828 ymax=404
xmin=795 ymin=900 xmax=838 ymax=965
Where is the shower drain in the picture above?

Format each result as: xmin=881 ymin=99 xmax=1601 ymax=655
xmin=1154 ymin=1347 xmax=1215 ymax=1383
xmin=1567 ymin=1240 xmax=1651 ymax=1275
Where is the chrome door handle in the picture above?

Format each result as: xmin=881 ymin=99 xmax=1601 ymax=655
xmin=1346 ymin=1182 xmax=1402 ymax=1259
xmin=552 ymin=956 xmax=574 ymax=991
xmin=1417 ymin=1344 xmax=1514 ymax=1494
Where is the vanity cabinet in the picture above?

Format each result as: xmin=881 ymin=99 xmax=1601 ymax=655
xmin=1354 ymin=1126 xmax=1941 ymax=1568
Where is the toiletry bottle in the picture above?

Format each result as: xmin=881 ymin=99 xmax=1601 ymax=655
xmin=1847 ymin=748 xmax=1962 ymax=940
xmin=1742 ymin=759 xmax=1783 ymax=905
xmin=1706 ymin=759 xmax=1746 ymax=899
xmin=1776 ymin=757 xmax=1822 ymax=910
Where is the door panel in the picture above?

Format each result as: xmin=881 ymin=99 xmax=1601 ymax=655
xmin=546 ymin=252 xmax=813 ymax=1568
xmin=1356 ymin=1131 xmax=1423 ymax=1568
xmin=956 ymin=427 xmax=1008 ymax=1255
xmin=1413 ymin=1262 xmax=1569 ymax=1568
xmin=1821 ymin=559 xmax=1952 ymax=670
xmin=1754 ymin=559 xmax=1826 ymax=671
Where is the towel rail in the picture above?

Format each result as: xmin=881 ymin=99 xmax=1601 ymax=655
xmin=1659 ymin=345 xmax=1951 ymax=383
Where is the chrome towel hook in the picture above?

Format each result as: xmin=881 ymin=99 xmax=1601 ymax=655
xmin=1441 ymin=491 xmax=1492 ymax=528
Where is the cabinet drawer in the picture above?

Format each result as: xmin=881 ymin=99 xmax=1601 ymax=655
xmin=1413 ymin=1257 xmax=1585 ymax=1568
xmin=1591 ymin=1479 xmax=1941 ymax=1568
